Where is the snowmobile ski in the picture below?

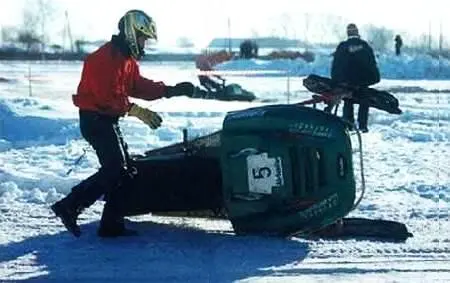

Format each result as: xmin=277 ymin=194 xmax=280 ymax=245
xmin=290 ymin=217 xmax=413 ymax=242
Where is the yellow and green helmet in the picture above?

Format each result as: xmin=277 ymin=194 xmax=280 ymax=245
xmin=118 ymin=10 xmax=157 ymax=59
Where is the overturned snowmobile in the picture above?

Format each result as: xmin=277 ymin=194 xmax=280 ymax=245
xmin=123 ymin=104 xmax=412 ymax=242
xmin=192 ymin=83 xmax=257 ymax=102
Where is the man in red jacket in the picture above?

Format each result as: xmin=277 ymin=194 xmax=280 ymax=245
xmin=51 ymin=10 xmax=194 ymax=238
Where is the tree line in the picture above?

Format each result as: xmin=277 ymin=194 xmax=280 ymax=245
xmin=0 ymin=1 xmax=447 ymax=56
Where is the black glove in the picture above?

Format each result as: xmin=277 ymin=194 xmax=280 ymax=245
xmin=165 ymin=82 xmax=194 ymax=98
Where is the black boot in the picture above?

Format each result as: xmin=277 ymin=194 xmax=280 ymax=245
xmin=358 ymin=104 xmax=369 ymax=133
xmin=51 ymin=199 xmax=82 ymax=237
xmin=97 ymin=195 xmax=137 ymax=238
xmin=97 ymin=224 xmax=138 ymax=238
xmin=359 ymin=128 xmax=369 ymax=133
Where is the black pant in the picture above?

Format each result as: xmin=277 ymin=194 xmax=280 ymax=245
xmin=66 ymin=110 xmax=132 ymax=228
xmin=342 ymin=99 xmax=369 ymax=130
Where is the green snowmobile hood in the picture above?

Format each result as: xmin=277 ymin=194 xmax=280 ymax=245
xmin=220 ymin=104 xmax=356 ymax=236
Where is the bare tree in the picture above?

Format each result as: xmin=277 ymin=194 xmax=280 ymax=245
xmin=279 ymin=13 xmax=292 ymax=39
xmin=21 ymin=0 xmax=56 ymax=52
xmin=1 ymin=26 xmax=19 ymax=43
xmin=416 ymin=33 xmax=430 ymax=51
xmin=22 ymin=5 xmax=40 ymax=34
xmin=17 ymin=31 xmax=41 ymax=52
xmin=325 ymin=15 xmax=347 ymax=43
xmin=303 ymin=13 xmax=310 ymax=50
xmin=364 ymin=25 xmax=394 ymax=51
xmin=19 ymin=6 xmax=40 ymax=51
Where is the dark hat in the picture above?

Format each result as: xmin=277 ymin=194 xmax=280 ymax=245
xmin=346 ymin=23 xmax=359 ymax=37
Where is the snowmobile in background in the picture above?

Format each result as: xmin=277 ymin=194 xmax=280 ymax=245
xmin=192 ymin=82 xmax=257 ymax=102
xmin=122 ymin=103 xmax=412 ymax=242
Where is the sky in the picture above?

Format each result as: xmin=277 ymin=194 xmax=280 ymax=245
xmin=0 ymin=0 xmax=448 ymax=48
xmin=0 ymin=53 xmax=449 ymax=281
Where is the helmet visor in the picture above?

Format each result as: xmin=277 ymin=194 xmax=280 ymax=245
xmin=134 ymin=13 xmax=157 ymax=40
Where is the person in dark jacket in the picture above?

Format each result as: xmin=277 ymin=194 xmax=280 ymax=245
xmin=239 ymin=39 xmax=258 ymax=59
xmin=395 ymin=34 xmax=403 ymax=56
xmin=51 ymin=10 xmax=194 ymax=238
xmin=331 ymin=23 xmax=380 ymax=132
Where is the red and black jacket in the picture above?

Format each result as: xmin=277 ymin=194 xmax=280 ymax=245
xmin=73 ymin=35 xmax=166 ymax=116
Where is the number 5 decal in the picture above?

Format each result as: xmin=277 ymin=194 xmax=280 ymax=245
xmin=252 ymin=167 xmax=272 ymax=179
xmin=247 ymin=153 xmax=284 ymax=194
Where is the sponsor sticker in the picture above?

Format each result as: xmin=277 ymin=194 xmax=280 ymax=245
xmin=288 ymin=122 xmax=333 ymax=138
xmin=296 ymin=193 xmax=339 ymax=220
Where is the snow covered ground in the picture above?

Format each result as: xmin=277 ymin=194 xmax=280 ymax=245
xmin=0 ymin=53 xmax=449 ymax=282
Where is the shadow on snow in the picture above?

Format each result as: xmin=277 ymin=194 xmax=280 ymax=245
xmin=0 ymin=219 xmax=309 ymax=282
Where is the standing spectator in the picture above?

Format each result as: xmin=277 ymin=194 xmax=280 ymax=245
xmin=240 ymin=40 xmax=258 ymax=59
xmin=395 ymin=35 xmax=403 ymax=56
xmin=331 ymin=23 xmax=380 ymax=132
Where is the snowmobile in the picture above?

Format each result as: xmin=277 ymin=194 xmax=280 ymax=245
xmin=122 ymin=95 xmax=412 ymax=242
xmin=192 ymin=83 xmax=257 ymax=102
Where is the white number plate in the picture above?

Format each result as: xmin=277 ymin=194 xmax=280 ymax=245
xmin=246 ymin=153 xmax=284 ymax=194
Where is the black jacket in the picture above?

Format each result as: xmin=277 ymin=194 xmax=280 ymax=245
xmin=331 ymin=36 xmax=380 ymax=87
